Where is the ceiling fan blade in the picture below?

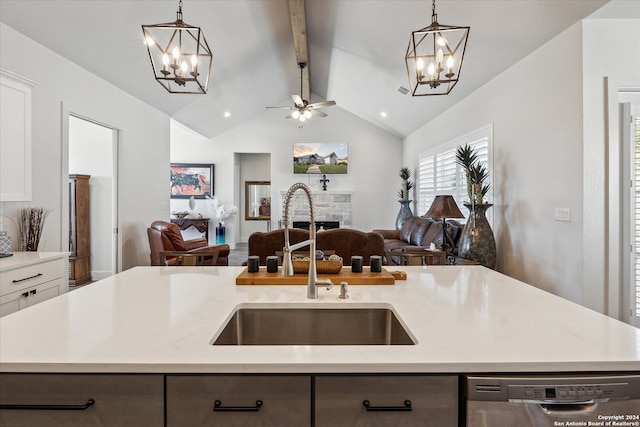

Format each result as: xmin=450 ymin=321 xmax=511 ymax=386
xmin=309 ymin=109 xmax=328 ymax=117
xmin=291 ymin=94 xmax=304 ymax=107
xmin=308 ymin=100 xmax=336 ymax=109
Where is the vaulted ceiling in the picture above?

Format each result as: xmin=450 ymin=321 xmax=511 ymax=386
xmin=0 ymin=0 xmax=609 ymax=139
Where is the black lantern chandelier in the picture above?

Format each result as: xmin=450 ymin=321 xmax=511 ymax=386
xmin=142 ymin=0 xmax=213 ymax=94
xmin=405 ymin=0 xmax=469 ymax=96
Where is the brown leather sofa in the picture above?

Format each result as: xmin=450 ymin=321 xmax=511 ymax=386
xmin=147 ymin=220 xmax=230 ymax=266
xmin=248 ymin=228 xmax=385 ymax=266
xmin=373 ymin=216 xmax=464 ymax=264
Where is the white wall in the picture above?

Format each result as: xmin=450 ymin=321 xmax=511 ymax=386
xmin=582 ymin=16 xmax=640 ymax=314
xmin=69 ymin=116 xmax=113 ymax=280
xmin=0 ymin=23 xmax=171 ymax=270
xmin=171 ymin=105 xmax=404 ymax=244
xmin=404 ymin=22 xmax=586 ymax=303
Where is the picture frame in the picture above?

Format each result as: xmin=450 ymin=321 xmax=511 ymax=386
xmin=170 ymin=163 xmax=214 ymax=199
xmin=293 ymin=142 xmax=348 ymax=174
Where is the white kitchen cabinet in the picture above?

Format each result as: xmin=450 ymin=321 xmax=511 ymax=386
xmin=0 ymin=252 xmax=68 ymax=317
xmin=0 ymin=373 xmax=164 ymax=426
xmin=0 ymin=69 xmax=37 ymax=202
xmin=315 ymin=375 xmax=458 ymax=427
xmin=166 ymin=375 xmax=311 ymax=426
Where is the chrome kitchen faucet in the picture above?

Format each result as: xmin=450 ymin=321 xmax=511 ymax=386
xmin=281 ymin=183 xmax=334 ymax=299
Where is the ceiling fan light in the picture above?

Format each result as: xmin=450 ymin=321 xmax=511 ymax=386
xmin=292 ymin=110 xmax=300 ymax=119
xmin=304 ymin=110 xmax=312 ymax=119
xmin=299 ymin=115 xmax=307 ymax=122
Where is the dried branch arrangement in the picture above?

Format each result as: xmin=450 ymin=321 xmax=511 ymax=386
xmin=18 ymin=207 xmax=50 ymax=251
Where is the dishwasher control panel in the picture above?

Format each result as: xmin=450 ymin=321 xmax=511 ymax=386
xmin=466 ymin=375 xmax=640 ymax=403
xmin=507 ymin=382 xmax=625 ymax=402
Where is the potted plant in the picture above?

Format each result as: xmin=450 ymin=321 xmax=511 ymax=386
xmin=455 ymin=144 xmax=490 ymax=204
xmin=455 ymin=144 xmax=496 ymax=269
xmin=397 ymin=167 xmax=414 ymax=201
xmin=395 ymin=167 xmax=414 ymax=230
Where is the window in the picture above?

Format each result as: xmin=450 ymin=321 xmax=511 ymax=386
xmin=418 ymin=125 xmax=493 ymax=221
xmin=631 ymin=104 xmax=640 ymax=322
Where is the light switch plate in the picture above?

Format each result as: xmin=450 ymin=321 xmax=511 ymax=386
xmin=554 ymin=207 xmax=571 ymax=222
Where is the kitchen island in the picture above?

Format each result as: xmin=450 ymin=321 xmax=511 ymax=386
xmin=1 ymin=266 xmax=638 ymax=426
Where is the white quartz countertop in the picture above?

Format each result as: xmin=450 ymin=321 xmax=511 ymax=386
xmin=1 ymin=266 xmax=638 ymax=374
xmin=0 ymin=252 xmax=69 ymax=271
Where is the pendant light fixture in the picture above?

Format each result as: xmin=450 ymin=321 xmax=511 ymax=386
xmin=142 ymin=0 xmax=213 ymax=94
xmin=405 ymin=0 xmax=469 ymax=96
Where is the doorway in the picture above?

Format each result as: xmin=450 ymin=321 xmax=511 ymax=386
xmin=68 ymin=115 xmax=119 ymax=281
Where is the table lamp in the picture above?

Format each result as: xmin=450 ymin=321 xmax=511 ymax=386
xmin=424 ymin=195 xmax=465 ymax=257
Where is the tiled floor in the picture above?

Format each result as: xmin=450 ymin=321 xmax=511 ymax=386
xmin=228 ymin=242 xmax=248 ymax=266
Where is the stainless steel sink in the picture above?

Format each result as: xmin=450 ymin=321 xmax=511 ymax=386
xmin=211 ymin=304 xmax=416 ymax=345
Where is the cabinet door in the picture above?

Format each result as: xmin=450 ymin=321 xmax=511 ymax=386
xmin=25 ymin=278 xmax=65 ymax=308
xmin=0 ymin=373 xmax=164 ymax=426
xmin=0 ymin=288 xmax=29 ymax=317
xmin=315 ymin=375 xmax=458 ymax=427
xmin=167 ymin=375 xmax=311 ymax=426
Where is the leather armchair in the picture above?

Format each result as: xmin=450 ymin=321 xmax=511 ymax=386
xmin=147 ymin=221 xmax=230 ymax=266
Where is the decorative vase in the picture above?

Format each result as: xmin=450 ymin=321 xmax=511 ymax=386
xmin=395 ymin=200 xmax=414 ymax=230
xmin=458 ymin=203 xmax=496 ymax=269
xmin=215 ymin=225 xmax=226 ymax=245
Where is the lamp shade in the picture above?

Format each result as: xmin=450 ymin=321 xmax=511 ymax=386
xmin=424 ymin=195 xmax=464 ymax=219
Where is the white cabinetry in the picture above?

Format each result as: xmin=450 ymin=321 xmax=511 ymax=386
xmin=0 ymin=252 xmax=68 ymax=317
xmin=0 ymin=69 xmax=37 ymax=202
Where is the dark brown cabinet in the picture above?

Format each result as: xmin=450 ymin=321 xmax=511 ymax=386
xmin=69 ymin=174 xmax=91 ymax=286
xmin=0 ymin=373 xmax=164 ymax=426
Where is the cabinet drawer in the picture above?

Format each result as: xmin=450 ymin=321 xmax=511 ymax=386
xmin=0 ymin=373 xmax=164 ymax=427
xmin=167 ymin=375 xmax=311 ymax=426
xmin=0 ymin=277 xmax=66 ymax=317
xmin=0 ymin=258 xmax=66 ymax=295
xmin=315 ymin=375 xmax=458 ymax=427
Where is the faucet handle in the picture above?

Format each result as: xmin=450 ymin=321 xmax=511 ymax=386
xmin=339 ymin=281 xmax=349 ymax=299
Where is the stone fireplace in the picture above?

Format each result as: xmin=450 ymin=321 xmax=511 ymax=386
xmin=279 ymin=190 xmax=352 ymax=228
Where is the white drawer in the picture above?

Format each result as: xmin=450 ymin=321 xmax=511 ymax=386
xmin=0 ymin=258 xmax=66 ymax=296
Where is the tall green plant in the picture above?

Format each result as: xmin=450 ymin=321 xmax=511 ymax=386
xmin=455 ymin=144 xmax=489 ymax=204
xmin=397 ymin=167 xmax=414 ymax=200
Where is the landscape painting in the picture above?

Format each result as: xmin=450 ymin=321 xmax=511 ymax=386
xmin=170 ymin=163 xmax=214 ymax=198
xmin=293 ymin=142 xmax=348 ymax=174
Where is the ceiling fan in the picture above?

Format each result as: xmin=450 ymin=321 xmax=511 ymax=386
xmin=266 ymin=63 xmax=336 ymax=122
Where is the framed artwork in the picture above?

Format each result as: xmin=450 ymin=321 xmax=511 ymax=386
xmin=170 ymin=163 xmax=214 ymax=199
xmin=293 ymin=142 xmax=348 ymax=174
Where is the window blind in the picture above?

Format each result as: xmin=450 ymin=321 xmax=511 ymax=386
xmin=417 ymin=126 xmax=492 ymax=221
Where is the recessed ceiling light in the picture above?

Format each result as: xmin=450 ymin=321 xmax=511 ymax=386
xmin=380 ymin=112 xmax=387 ymax=118
xmin=223 ymin=111 xmax=231 ymax=118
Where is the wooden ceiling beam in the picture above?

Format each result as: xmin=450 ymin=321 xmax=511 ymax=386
xmin=287 ymin=0 xmax=310 ymax=101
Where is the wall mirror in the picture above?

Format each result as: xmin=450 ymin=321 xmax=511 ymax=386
xmin=245 ymin=181 xmax=271 ymax=220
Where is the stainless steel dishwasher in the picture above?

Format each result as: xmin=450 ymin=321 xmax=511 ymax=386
xmin=465 ymin=374 xmax=640 ymax=426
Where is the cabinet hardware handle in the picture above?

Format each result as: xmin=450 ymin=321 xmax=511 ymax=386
xmin=213 ymin=399 xmax=263 ymax=412
xmin=21 ymin=292 xmax=29 ymax=298
xmin=30 ymin=289 xmax=37 ymax=295
xmin=0 ymin=398 xmax=95 ymax=411
xmin=12 ymin=273 xmax=43 ymax=283
xmin=362 ymin=399 xmax=412 ymax=412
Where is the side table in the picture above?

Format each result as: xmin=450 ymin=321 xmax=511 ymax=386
xmin=170 ymin=218 xmax=210 ymax=242
xmin=385 ymin=249 xmax=446 ymax=266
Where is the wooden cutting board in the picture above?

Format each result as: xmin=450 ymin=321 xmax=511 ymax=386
xmin=235 ymin=267 xmax=400 ymax=285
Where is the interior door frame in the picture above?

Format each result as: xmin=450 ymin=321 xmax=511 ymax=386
xmin=61 ymin=104 xmax=121 ymax=276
